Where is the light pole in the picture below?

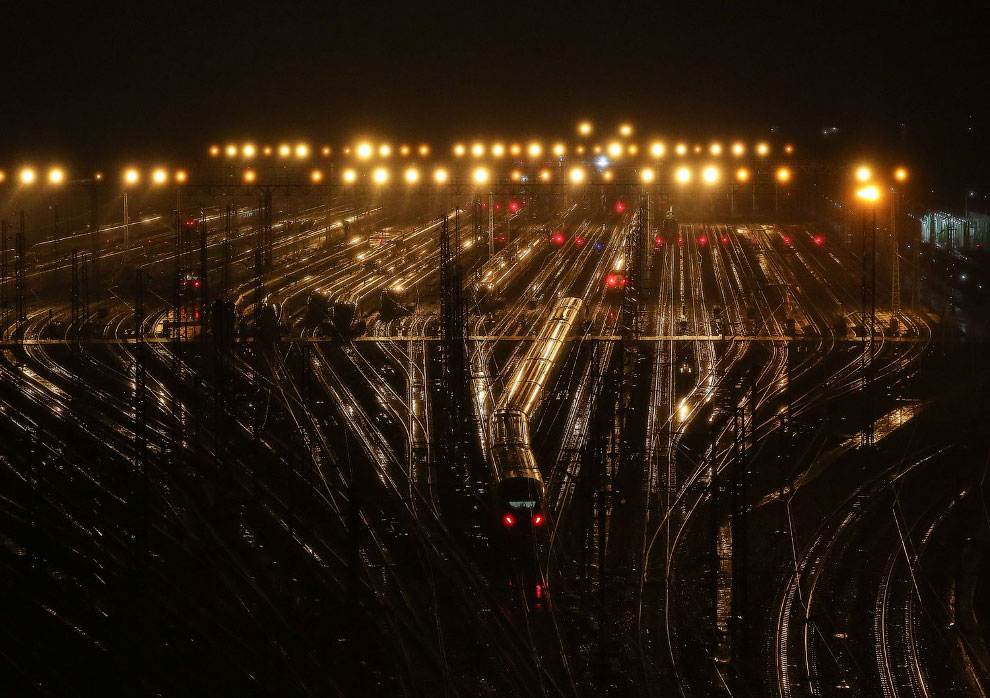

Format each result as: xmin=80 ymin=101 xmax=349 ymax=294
xmin=856 ymin=184 xmax=880 ymax=446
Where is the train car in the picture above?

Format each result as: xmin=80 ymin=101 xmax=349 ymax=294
xmin=490 ymin=296 xmax=583 ymax=533
xmin=603 ymin=252 xmax=629 ymax=296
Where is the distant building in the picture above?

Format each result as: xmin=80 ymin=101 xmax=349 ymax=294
xmin=921 ymin=211 xmax=990 ymax=249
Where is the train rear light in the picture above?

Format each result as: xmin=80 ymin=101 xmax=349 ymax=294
xmin=783 ymin=236 xmax=792 ymax=245
xmin=509 ymin=201 xmax=519 ymax=211
xmin=614 ymin=201 xmax=625 ymax=213
xmin=619 ymin=277 xmax=628 ymax=287
xmin=502 ymin=513 xmax=515 ymax=527
xmin=814 ymin=235 xmax=824 ymax=246
xmin=655 ymin=236 xmax=664 ymax=246
xmin=721 ymin=236 xmax=729 ymax=244
xmin=193 ymin=280 xmax=201 ymax=288
xmin=699 ymin=235 xmax=708 ymax=245
xmin=533 ymin=514 xmax=545 ymax=526
xmin=184 ymin=219 xmax=197 ymax=228
xmin=606 ymin=274 xmax=619 ymax=288
xmin=552 ymin=233 xmax=565 ymax=245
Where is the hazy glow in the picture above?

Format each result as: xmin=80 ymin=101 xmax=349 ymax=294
xmin=378 ymin=144 xmax=391 ymax=157
xmin=225 ymin=144 xmax=238 ymax=157
xmin=278 ymin=144 xmax=291 ymax=157
xmin=736 ymin=168 xmax=750 ymax=182
xmin=856 ymin=166 xmax=871 ymax=182
xmin=175 ymin=170 xmax=187 ymax=183
xmin=627 ymin=144 xmax=638 ymax=155
xmin=756 ymin=142 xmax=769 ymax=156
xmin=511 ymin=170 xmax=522 ymax=181
xmin=650 ymin=142 xmax=665 ymax=157
xmin=242 ymin=144 xmax=256 ymax=158
xmin=607 ymin=141 xmax=623 ymax=157
xmin=322 ymin=146 xmax=332 ymax=156
xmin=453 ymin=143 xmax=466 ymax=156
xmin=675 ymin=167 xmax=691 ymax=183
xmin=492 ymin=143 xmax=505 ymax=157
xmin=619 ymin=123 xmax=632 ymax=136
xmin=675 ymin=143 xmax=687 ymax=156
xmin=419 ymin=144 xmax=430 ymax=156
xmin=295 ymin=144 xmax=309 ymax=158
xmin=151 ymin=168 xmax=167 ymax=184
xmin=641 ymin=168 xmax=655 ymax=183
xmin=124 ymin=169 xmax=139 ymax=184
xmin=310 ymin=169 xmax=323 ymax=183
xmin=48 ymin=168 xmax=65 ymax=184
xmin=784 ymin=144 xmax=794 ymax=154
xmin=471 ymin=143 xmax=484 ymax=157
xmin=342 ymin=169 xmax=357 ymax=183
xmin=703 ymin=166 xmax=719 ymax=183
xmin=528 ymin=142 xmax=542 ymax=158
xmin=209 ymin=145 xmax=220 ymax=156
xmin=776 ymin=167 xmax=791 ymax=183
xmin=710 ymin=143 xmax=722 ymax=156
xmin=373 ymin=168 xmax=388 ymax=183
xmin=539 ymin=169 xmax=551 ymax=181
xmin=578 ymin=121 xmax=592 ymax=136
xmin=404 ymin=167 xmax=419 ymax=183
xmin=399 ymin=145 xmax=409 ymax=155
xmin=732 ymin=142 xmax=745 ymax=156
xmin=553 ymin=143 xmax=565 ymax=156
xmin=894 ymin=167 xmax=908 ymax=181
xmin=510 ymin=143 xmax=522 ymax=156
xmin=243 ymin=169 xmax=256 ymax=183
xmin=357 ymin=143 xmax=373 ymax=159
xmin=569 ymin=166 xmax=585 ymax=183
xmin=473 ymin=167 xmax=489 ymax=184
xmin=20 ymin=168 xmax=36 ymax=184
xmin=433 ymin=168 xmax=448 ymax=183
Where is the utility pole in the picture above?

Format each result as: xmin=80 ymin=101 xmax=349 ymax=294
xmin=16 ymin=211 xmax=26 ymax=323
xmin=1 ymin=220 xmax=8 ymax=337
xmin=891 ymin=191 xmax=901 ymax=318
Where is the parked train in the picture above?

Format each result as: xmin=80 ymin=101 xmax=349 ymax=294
xmin=489 ymin=296 xmax=583 ymax=533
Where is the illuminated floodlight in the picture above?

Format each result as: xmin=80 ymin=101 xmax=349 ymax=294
xmin=453 ymin=143 xmax=466 ymax=157
xmin=784 ymin=144 xmax=794 ymax=154
xmin=0 ymin=170 xmax=6 ymax=183
xmin=404 ymin=168 xmax=419 ymax=183
xmin=175 ymin=170 xmax=187 ymax=183
xmin=736 ymin=168 xmax=750 ymax=182
xmin=528 ymin=142 xmax=542 ymax=158
xmin=578 ymin=121 xmax=592 ymax=136
xmin=242 ymin=144 xmax=256 ymax=158
xmin=263 ymin=146 xmax=273 ymax=156
xmin=20 ymin=168 xmax=36 ymax=184
xmin=607 ymin=141 xmax=623 ymax=157
xmin=209 ymin=145 xmax=220 ymax=156
xmin=295 ymin=143 xmax=309 ymax=158
xmin=473 ymin=167 xmax=489 ymax=184
xmin=243 ymin=169 xmax=256 ymax=183
xmin=539 ymin=169 xmax=551 ymax=181
xmin=357 ymin=142 xmax=373 ymax=159
xmin=776 ymin=167 xmax=791 ymax=183
xmin=322 ymin=146 xmax=332 ymax=156
xmin=553 ymin=143 xmax=565 ymax=156
xmin=342 ymin=169 xmax=357 ymax=183
xmin=373 ymin=168 xmax=388 ymax=183
xmin=576 ymin=145 xmax=585 ymax=154
xmin=694 ymin=145 xmax=702 ymax=154
xmin=627 ymin=144 xmax=638 ymax=155
xmin=703 ymin=166 xmax=719 ymax=183
xmin=894 ymin=167 xmax=908 ymax=182
xmin=399 ymin=145 xmax=409 ymax=156
xmin=710 ymin=143 xmax=722 ymax=156
xmin=856 ymin=166 xmax=871 ymax=182
xmin=856 ymin=185 xmax=880 ymax=201
xmin=278 ymin=144 xmax=291 ymax=157
xmin=492 ymin=143 xmax=505 ymax=157
xmin=378 ymin=144 xmax=391 ymax=157
xmin=151 ymin=168 xmax=167 ymax=184
xmin=418 ymin=144 xmax=430 ymax=156
xmin=675 ymin=167 xmax=691 ymax=183
xmin=123 ymin=168 xmax=139 ymax=184
xmin=732 ymin=142 xmax=745 ymax=156
xmin=471 ymin=143 xmax=484 ymax=157
xmin=619 ymin=123 xmax=633 ymax=137
xmin=641 ymin=168 xmax=655 ymax=183
xmin=310 ymin=169 xmax=323 ymax=183
xmin=48 ymin=167 xmax=65 ymax=184
xmin=510 ymin=143 xmax=522 ymax=156
xmin=756 ymin=142 xmax=769 ymax=156
xmin=650 ymin=142 xmax=665 ymax=157
xmin=602 ymin=170 xmax=613 ymax=181
xmin=433 ymin=168 xmax=448 ymax=183
xmin=675 ymin=143 xmax=687 ymax=156
xmin=569 ymin=166 xmax=585 ymax=183
xmin=225 ymin=144 xmax=238 ymax=157
xmin=510 ymin=170 xmax=522 ymax=181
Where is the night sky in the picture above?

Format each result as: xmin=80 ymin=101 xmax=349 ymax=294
xmin=2 ymin=2 xmax=986 ymax=190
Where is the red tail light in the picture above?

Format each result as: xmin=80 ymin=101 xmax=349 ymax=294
xmin=783 ymin=236 xmax=792 ymax=245
xmin=533 ymin=514 xmax=545 ymax=526
xmin=655 ymin=236 xmax=664 ymax=246
xmin=552 ymin=233 xmax=565 ymax=245
xmin=721 ymin=236 xmax=729 ymax=244
xmin=814 ymin=235 xmax=824 ymax=246
xmin=606 ymin=274 xmax=619 ymax=288
xmin=699 ymin=235 xmax=708 ymax=245
xmin=502 ymin=513 xmax=515 ymax=527
xmin=575 ymin=237 xmax=584 ymax=246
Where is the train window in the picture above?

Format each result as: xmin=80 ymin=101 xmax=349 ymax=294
xmin=508 ymin=500 xmax=536 ymax=509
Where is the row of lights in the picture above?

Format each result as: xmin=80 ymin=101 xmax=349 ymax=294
xmin=0 ymin=167 xmax=189 ymax=186
xmin=233 ymin=165 xmax=795 ymax=185
xmin=208 ymin=139 xmax=787 ymax=161
xmin=854 ymin=165 xmax=908 ymax=202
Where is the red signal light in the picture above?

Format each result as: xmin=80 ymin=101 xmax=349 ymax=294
xmin=814 ymin=235 xmax=824 ymax=246
xmin=509 ymin=201 xmax=519 ymax=212
xmin=677 ymin=236 xmax=684 ymax=245
xmin=783 ymin=236 xmax=792 ymax=245
xmin=699 ymin=235 xmax=708 ymax=245
xmin=575 ymin=236 xmax=584 ymax=246
xmin=552 ymin=233 xmax=565 ymax=245
xmin=721 ymin=236 xmax=729 ymax=244
xmin=620 ymin=276 xmax=628 ymax=287
xmin=193 ymin=279 xmax=201 ymax=288
xmin=502 ymin=513 xmax=515 ymax=527
xmin=606 ymin=274 xmax=619 ymax=288
xmin=655 ymin=236 xmax=664 ymax=246
xmin=615 ymin=201 xmax=625 ymax=213
xmin=184 ymin=219 xmax=196 ymax=228
xmin=533 ymin=514 xmax=545 ymax=526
